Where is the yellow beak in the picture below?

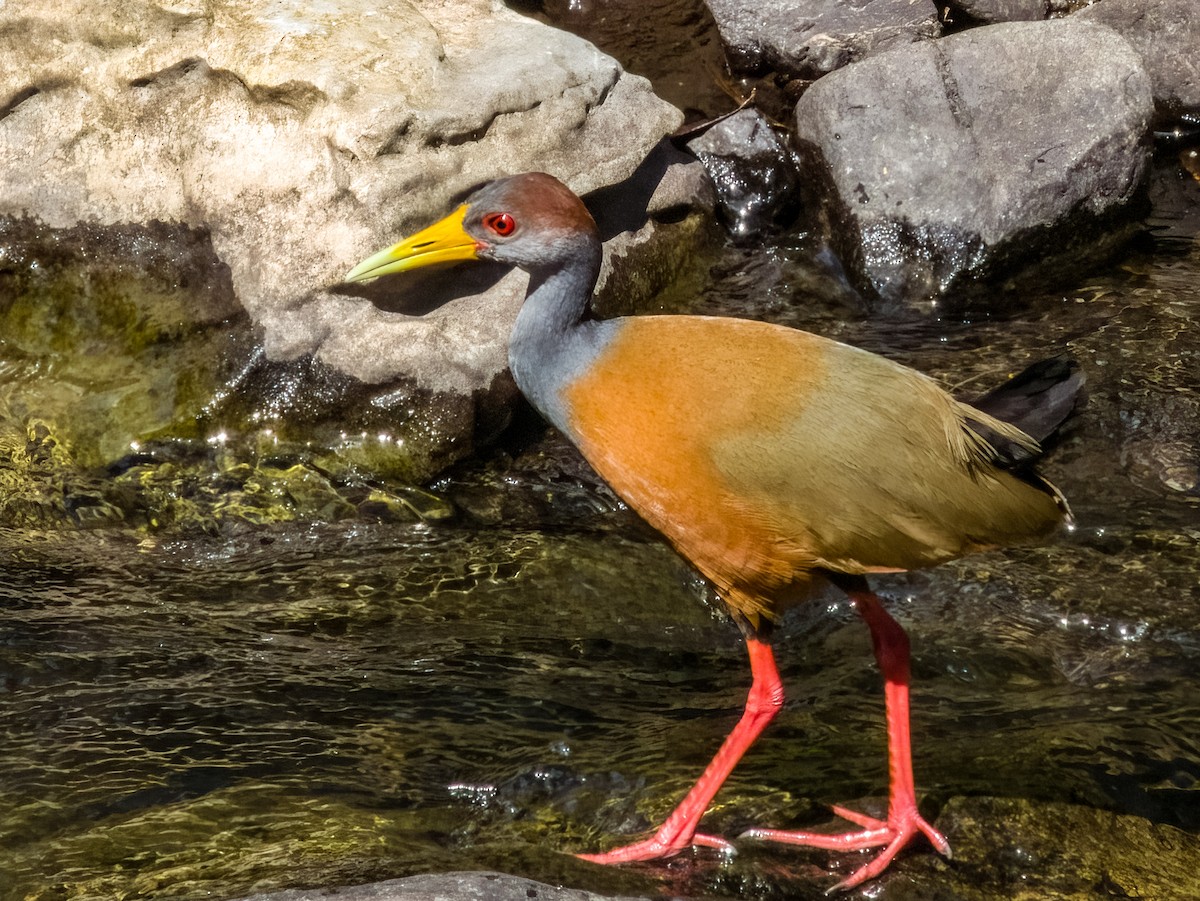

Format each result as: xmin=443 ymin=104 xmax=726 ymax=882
xmin=344 ymin=204 xmax=479 ymax=283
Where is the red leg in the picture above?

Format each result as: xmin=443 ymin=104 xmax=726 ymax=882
xmin=743 ymin=586 xmax=951 ymax=891
xmin=578 ymin=636 xmax=784 ymax=863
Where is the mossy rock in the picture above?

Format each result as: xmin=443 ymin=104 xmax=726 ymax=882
xmin=0 ymin=218 xmax=495 ymax=530
xmin=0 ymin=217 xmax=253 ymax=467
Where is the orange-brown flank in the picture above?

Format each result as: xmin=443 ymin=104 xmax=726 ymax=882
xmin=562 ymin=316 xmax=1062 ymax=624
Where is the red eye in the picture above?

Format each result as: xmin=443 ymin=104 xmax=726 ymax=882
xmin=483 ymin=212 xmax=516 ymax=237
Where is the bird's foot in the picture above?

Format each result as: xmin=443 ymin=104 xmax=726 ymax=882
xmin=742 ymin=803 xmax=950 ymax=892
xmin=577 ymin=829 xmax=735 ymax=864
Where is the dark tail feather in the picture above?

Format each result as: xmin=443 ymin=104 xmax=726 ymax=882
xmin=968 ymin=356 xmax=1086 ymax=466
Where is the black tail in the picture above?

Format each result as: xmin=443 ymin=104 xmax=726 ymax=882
xmin=968 ymin=356 xmax=1085 ymax=466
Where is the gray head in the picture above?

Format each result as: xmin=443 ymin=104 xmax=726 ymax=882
xmin=344 ymin=172 xmax=600 ymax=283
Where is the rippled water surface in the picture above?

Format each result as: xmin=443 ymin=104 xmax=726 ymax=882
xmin=2 ymin=451 xmax=1199 ymax=900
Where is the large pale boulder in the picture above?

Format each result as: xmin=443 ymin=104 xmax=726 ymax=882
xmin=0 ymin=0 xmax=689 ymax=488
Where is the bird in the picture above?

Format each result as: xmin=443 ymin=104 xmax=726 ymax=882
xmin=344 ymin=172 xmax=1078 ymax=891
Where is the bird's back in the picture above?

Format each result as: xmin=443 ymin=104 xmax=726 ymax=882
xmin=559 ymin=316 xmax=1066 ymax=623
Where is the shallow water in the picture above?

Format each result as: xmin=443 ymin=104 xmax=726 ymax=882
xmin=2 ymin=474 xmax=1199 ymax=899
xmin=3 ymin=3 xmax=1200 ymax=900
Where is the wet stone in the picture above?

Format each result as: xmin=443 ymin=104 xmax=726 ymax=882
xmin=792 ymin=18 xmax=1154 ymax=308
xmin=233 ymin=871 xmax=653 ymax=901
xmin=685 ymin=108 xmax=802 ymax=240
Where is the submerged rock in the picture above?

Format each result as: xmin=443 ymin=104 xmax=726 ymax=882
xmin=0 ymin=218 xmax=250 ymax=466
xmin=930 ymin=796 xmax=1200 ymax=900
xmin=792 ymin=18 xmax=1153 ymax=307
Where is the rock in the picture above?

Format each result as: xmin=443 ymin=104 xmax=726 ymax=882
xmin=928 ymin=796 xmax=1200 ymax=900
xmin=704 ymin=0 xmax=942 ymax=80
xmin=0 ymin=217 xmax=251 ymax=467
xmin=1076 ymin=0 xmax=1200 ymax=124
xmin=685 ymin=108 xmax=801 ymax=240
xmin=792 ymin=18 xmax=1153 ymax=307
xmin=0 ymin=0 xmax=692 ymax=489
xmin=232 ymin=871 xmax=651 ymax=901
xmin=943 ymin=0 xmax=1052 ymax=25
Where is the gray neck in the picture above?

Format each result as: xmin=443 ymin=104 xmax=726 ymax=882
xmin=507 ymin=239 xmax=609 ymax=434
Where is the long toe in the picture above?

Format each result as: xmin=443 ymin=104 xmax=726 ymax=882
xmin=741 ymin=822 xmax=891 ymax=852
xmin=828 ymin=828 xmax=911 ymax=893
xmin=578 ymin=831 xmax=734 ymax=864
xmin=742 ymin=805 xmax=951 ymax=892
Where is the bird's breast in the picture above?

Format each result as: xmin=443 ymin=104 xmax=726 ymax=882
xmin=559 ymin=316 xmax=834 ymax=617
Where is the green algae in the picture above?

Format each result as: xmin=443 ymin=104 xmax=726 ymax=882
xmin=0 ymin=217 xmax=249 ymax=464
xmin=0 ymin=218 xmax=475 ymax=531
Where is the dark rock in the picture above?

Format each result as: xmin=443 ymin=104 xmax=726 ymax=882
xmin=685 ymin=108 xmax=801 ymax=239
xmin=705 ymin=0 xmax=942 ymax=79
xmin=233 ymin=871 xmax=651 ymax=901
xmin=944 ymin=0 xmax=1051 ymax=25
xmin=1076 ymin=0 xmax=1200 ymax=124
xmin=792 ymin=18 xmax=1153 ymax=307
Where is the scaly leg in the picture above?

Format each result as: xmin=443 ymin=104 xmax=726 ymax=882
xmin=743 ymin=578 xmax=950 ymax=891
xmin=579 ymin=635 xmax=784 ymax=862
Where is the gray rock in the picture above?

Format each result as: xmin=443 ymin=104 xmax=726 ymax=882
xmin=234 ymin=871 xmax=650 ymax=901
xmin=945 ymin=0 xmax=1055 ymax=25
xmin=705 ymin=0 xmax=942 ymax=79
xmin=1076 ymin=0 xmax=1200 ymax=121
xmin=0 ymin=0 xmax=690 ymax=483
xmin=792 ymin=18 xmax=1153 ymax=307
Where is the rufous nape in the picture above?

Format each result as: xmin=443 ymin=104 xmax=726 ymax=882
xmin=345 ymin=172 xmax=1080 ymax=891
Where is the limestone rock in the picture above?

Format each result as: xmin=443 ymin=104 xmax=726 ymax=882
xmin=792 ymin=18 xmax=1153 ymax=307
xmin=0 ymin=0 xmax=688 ymax=484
